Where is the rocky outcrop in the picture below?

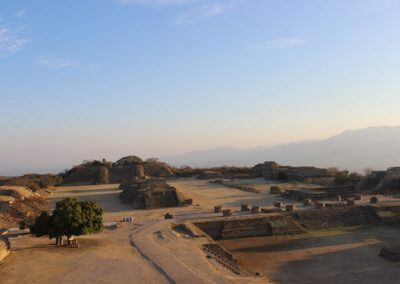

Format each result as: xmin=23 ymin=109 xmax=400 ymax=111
xmin=0 ymin=186 xmax=47 ymax=228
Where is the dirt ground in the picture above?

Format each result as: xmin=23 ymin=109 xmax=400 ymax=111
xmin=0 ymin=224 xmax=170 ymax=284
xmin=219 ymin=226 xmax=400 ymax=284
xmin=0 ymin=179 xmax=269 ymax=284
xmin=169 ymin=178 xmax=301 ymax=210
xmin=4 ymin=178 xmax=397 ymax=283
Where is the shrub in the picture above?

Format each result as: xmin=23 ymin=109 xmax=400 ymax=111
xmin=270 ymin=186 xmax=282 ymax=194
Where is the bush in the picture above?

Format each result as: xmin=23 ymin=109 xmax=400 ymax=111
xmin=270 ymin=186 xmax=282 ymax=194
xmin=334 ymin=171 xmax=361 ymax=186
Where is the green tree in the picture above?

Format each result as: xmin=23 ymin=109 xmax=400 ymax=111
xmin=52 ymin=198 xmax=84 ymax=243
xmin=30 ymin=198 xmax=103 ymax=246
xmin=334 ymin=171 xmax=349 ymax=186
xmin=30 ymin=211 xmax=52 ymax=237
xmin=80 ymin=200 xmax=104 ymax=234
xmin=334 ymin=171 xmax=361 ymax=186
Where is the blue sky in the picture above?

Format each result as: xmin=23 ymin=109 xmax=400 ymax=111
xmin=1 ymin=0 xmax=400 ymax=174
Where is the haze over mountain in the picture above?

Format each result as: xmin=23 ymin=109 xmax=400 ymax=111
xmin=163 ymin=126 xmax=400 ymax=172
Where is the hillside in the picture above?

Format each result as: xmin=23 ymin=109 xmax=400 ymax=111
xmin=164 ymin=126 xmax=400 ymax=172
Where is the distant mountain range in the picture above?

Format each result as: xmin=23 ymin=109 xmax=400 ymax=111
xmin=163 ymin=126 xmax=400 ymax=172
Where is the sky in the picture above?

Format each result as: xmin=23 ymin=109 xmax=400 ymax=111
xmin=1 ymin=0 xmax=400 ymax=175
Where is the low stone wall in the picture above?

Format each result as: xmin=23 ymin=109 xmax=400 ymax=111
xmin=194 ymin=220 xmax=224 ymax=240
xmin=193 ymin=214 xmax=305 ymax=240
xmin=211 ymin=180 xmax=260 ymax=193
xmin=292 ymin=206 xmax=381 ymax=230
xmin=0 ymin=237 xmax=10 ymax=262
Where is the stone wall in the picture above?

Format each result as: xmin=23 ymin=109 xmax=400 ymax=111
xmin=108 ymin=166 xmax=136 ymax=183
xmin=63 ymin=160 xmax=175 ymax=185
xmin=285 ymin=186 xmax=355 ymax=201
xmin=250 ymin=161 xmax=330 ymax=181
xmin=194 ymin=206 xmax=384 ymax=241
xmin=194 ymin=220 xmax=224 ymax=240
xmin=292 ymin=207 xmax=381 ymax=230
xmin=120 ymin=178 xmax=190 ymax=209
xmin=142 ymin=189 xmax=181 ymax=209
xmin=194 ymin=214 xmax=306 ymax=240
xmin=62 ymin=166 xmax=105 ymax=185
xmin=211 ymin=180 xmax=260 ymax=193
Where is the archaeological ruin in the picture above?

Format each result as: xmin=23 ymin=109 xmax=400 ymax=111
xmin=62 ymin=156 xmax=176 ymax=185
xmin=119 ymin=177 xmax=191 ymax=209
xmin=250 ymin=161 xmax=330 ymax=181
xmin=170 ymin=194 xmax=400 ymax=280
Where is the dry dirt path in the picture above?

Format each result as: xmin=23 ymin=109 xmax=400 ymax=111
xmin=130 ymin=219 xmax=207 ymax=283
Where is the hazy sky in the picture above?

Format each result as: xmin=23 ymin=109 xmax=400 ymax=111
xmin=1 ymin=0 xmax=400 ymax=175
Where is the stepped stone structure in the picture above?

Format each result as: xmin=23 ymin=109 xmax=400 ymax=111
xmin=194 ymin=214 xmax=305 ymax=240
xmin=119 ymin=178 xmax=190 ymax=209
xmin=62 ymin=156 xmax=175 ymax=185
xmin=250 ymin=161 xmax=330 ymax=181
xmin=193 ymin=204 xmax=394 ymax=241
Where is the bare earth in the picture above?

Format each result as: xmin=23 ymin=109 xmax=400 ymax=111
xmin=0 ymin=179 xmax=269 ymax=284
xmin=219 ymin=226 xmax=400 ymax=284
xmin=3 ymin=178 xmax=398 ymax=284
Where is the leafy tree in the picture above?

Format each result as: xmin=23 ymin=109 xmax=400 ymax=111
xmin=334 ymin=171 xmax=350 ymax=186
xmin=52 ymin=198 xmax=84 ymax=241
xmin=80 ymin=200 xmax=104 ymax=234
xmin=30 ymin=211 xmax=52 ymax=237
xmin=30 ymin=198 xmax=103 ymax=246
xmin=334 ymin=171 xmax=362 ymax=186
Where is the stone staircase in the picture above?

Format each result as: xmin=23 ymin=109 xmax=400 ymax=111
xmin=202 ymin=243 xmax=244 ymax=275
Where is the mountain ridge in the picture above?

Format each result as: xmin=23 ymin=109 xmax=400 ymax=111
xmin=163 ymin=125 xmax=400 ymax=172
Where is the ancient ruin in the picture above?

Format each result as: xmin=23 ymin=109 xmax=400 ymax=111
xmin=251 ymin=161 xmax=330 ymax=181
xmin=62 ymin=156 xmax=176 ymax=185
xmin=119 ymin=177 xmax=191 ymax=209
xmin=283 ymin=186 xmax=355 ymax=201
